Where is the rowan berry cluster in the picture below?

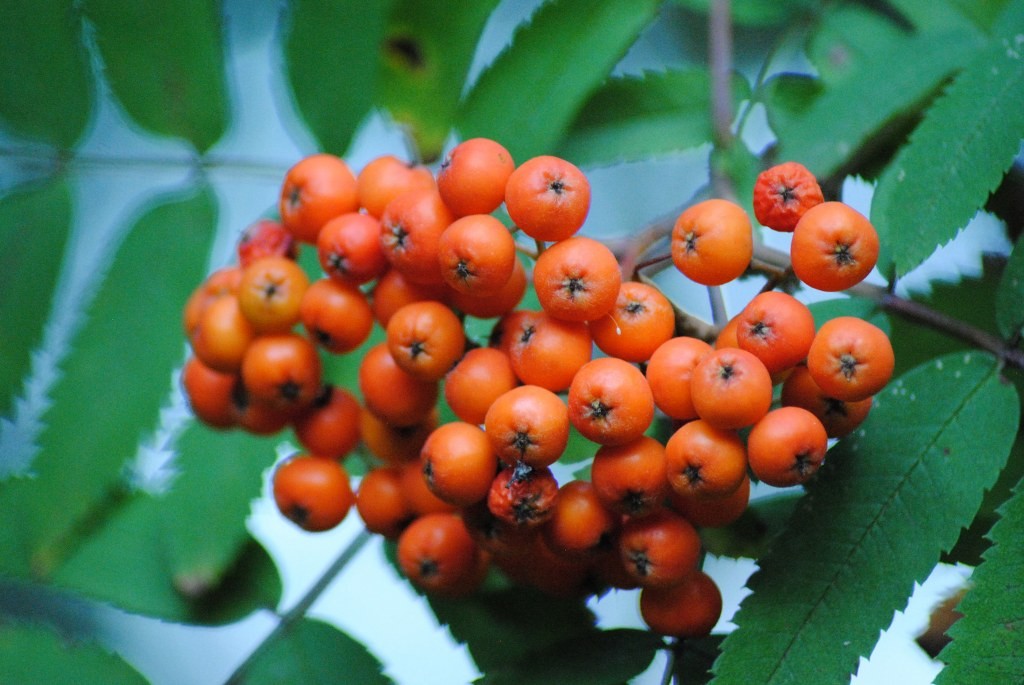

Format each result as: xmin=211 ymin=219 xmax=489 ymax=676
xmin=180 ymin=141 xmax=893 ymax=639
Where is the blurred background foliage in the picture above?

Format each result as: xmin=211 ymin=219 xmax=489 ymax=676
xmin=1 ymin=0 xmax=1023 ymax=683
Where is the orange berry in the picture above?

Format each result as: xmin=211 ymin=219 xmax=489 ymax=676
xmin=806 ymin=316 xmax=893 ymax=402
xmin=791 ymin=201 xmax=879 ymax=292
xmin=504 ymin=155 xmax=590 ymax=242
xmin=747 ymin=406 xmax=828 ymax=487
xmin=533 ymin=236 xmax=621 ymax=323
xmin=567 ymin=357 xmax=654 ymax=446
xmin=588 ymin=281 xmax=675 ymax=363
xmin=437 ymin=138 xmax=515 ymax=217
xmin=752 ymin=161 xmax=824 ymax=232
xmin=279 ymin=153 xmax=359 ymax=243
xmin=690 ymin=347 xmax=772 ymax=429
xmin=671 ymin=199 xmax=752 ymax=286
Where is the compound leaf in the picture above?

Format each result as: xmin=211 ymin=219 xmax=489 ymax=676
xmin=458 ymin=0 xmax=661 ymax=163
xmin=771 ymin=26 xmax=984 ymax=182
xmin=478 ymin=628 xmax=663 ymax=685
xmin=281 ymin=0 xmax=392 ymax=157
xmin=56 ymin=492 xmax=281 ymax=624
xmin=83 ymin=0 xmax=229 ymax=152
xmin=712 ymin=351 xmax=1019 ymax=685
xmin=0 ymin=179 xmax=73 ymax=424
xmin=0 ymin=1 xmax=93 ymax=148
xmin=49 ymin=417 xmax=280 ymax=623
xmin=244 ymin=618 xmax=392 ymax=685
xmin=936 ymin=477 xmax=1024 ymax=683
xmin=0 ymin=623 xmax=147 ymax=685
xmin=871 ymin=4 xmax=1024 ymax=277
xmin=377 ymin=0 xmax=499 ymax=162
xmin=157 ymin=421 xmax=277 ymax=605
xmin=559 ymin=68 xmax=750 ymax=167
xmin=804 ymin=4 xmax=908 ymax=85
xmin=0 ymin=185 xmax=217 ymax=579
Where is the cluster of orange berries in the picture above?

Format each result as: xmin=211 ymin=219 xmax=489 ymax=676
xmin=180 ymin=140 xmax=894 ymax=639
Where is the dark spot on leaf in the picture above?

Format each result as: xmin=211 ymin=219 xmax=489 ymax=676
xmin=385 ymin=34 xmax=426 ymax=71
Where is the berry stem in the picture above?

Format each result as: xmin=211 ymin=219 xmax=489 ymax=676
xmin=612 ymin=210 xmax=678 ymax=280
xmin=708 ymin=286 xmax=729 ymax=328
xmin=660 ymin=637 xmax=684 ymax=685
xmin=224 ymin=529 xmax=373 ymax=685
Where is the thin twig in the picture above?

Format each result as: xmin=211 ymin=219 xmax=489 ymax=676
xmin=661 ymin=638 xmax=680 ymax=685
xmin=224 ymin=529 xmax=373 ymax=685
xmin=748 ymin=243 xmax=1024 ymax=369
xmin=0 ymin=145 xmax=291 ymax=178
xmin=633 ymin=252 xmax=673 ymax=274
xmin=708 ymin=0 xmax=736 ymax=202
xmin=612 ymin=211 xmax=677 ymax=280
xmin=708 ymin=286 xmax=729 ymax=328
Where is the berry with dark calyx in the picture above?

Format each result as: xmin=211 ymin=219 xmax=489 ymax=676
xmin=487 ymin=463 xmax=559 ymax=528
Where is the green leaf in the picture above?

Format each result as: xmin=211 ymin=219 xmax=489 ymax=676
xmin=771 ymin=27 xmax=984 ymax=181
xmin=804 ymin=3 xmax=908 ymax=84
xmin=760 ymin=73 xmax=820 ymax=143
xmin=478 ymin=628 xmax=664 ymax=685
xmin=428 ymin=584 xmax=597 ymax=673
xmin=0 ymin=2 xmax=93 ymax=148
xmin=710 ymin=140 xmax=762 ymax=220
xmin=0 ymin=623 xmax=147 ymax=685
xmin=944 ymin=436 xmax=1024 ymax=567
xmin=50 ymin=421 xmax=280 ymax=623
xmin=0 ymin=179 xmax=73 ymax=421
xmin=936 ymin=477 xmax=1024 ymax=684
xmin=457 ymin=0 xmax=662 ymax=163
xmin=245 ymin=618 xmax=392 ymax=684
xmin=561 ymin=425 xmax=596 ymax=466
xmin=56 ymin=493 xmax=281 ymax=624
xmin=712 ymin=351 xmax=1019 ymax=685
xmin=559 ymin=68 xmax=750 ymax=167
xmin=871 ymin=10 xmax=1024 ymax=277
xmin=377 ymin=0 xmax=499 ymax=162
xmin=82 ymin=0 xmax=229 ymax=152
xmin=807 ymin=297 xmax=891 ymax=336
xmin=0 ymin=184 xmax=217 ymax=579
xmin=158 ymin=422 xmax=277 ymax=599
xmin=996 ymin=233 xmax=1024 ymax=339
xmin=885 ymin=0 xmax=990 ymax=34
xmin=675 ymin=636 xmax=724 ymax=685
xmin=281 ymin=0 xmax=393 ymax=157
xmin=947 ymin=0 xmax=1013 ymax=31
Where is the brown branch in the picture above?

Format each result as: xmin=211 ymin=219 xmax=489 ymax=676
xmin=709 ymin=0 xmax=736 ymax=202
xmin=749 ymin=243 xmax=1024 ymax=370
xmin=610 ymin=211 xmax=676 ymax=280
